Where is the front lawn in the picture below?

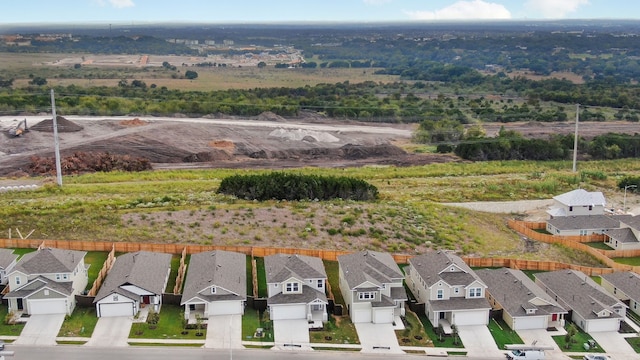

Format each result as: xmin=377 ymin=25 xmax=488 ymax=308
xmin=626 ymin=336 xmax=640 ymax=353
xmin=242 ymin=309 xmax=273 ymax=342
xmin=395 ymin=310 xmax=432 ymax=347
xmin=310 ymin=315 xmax=359 ymax=344
xmin=130 ymin=304 xmax=205 ymax=339
xmin=418 ymin=313 xmax=464 ymax=348
xmin=552 ymin=323 xmax=603 ymax=352
xmin=58 ymin=306 xmax=98 ymax=337
xmin=0 ymin=306 xmax=25 ymax=336
xmin=489 ymin=317 xmax=523 ymax=350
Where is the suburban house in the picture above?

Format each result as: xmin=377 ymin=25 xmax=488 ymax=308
xmin=545 ymin=215 xmax=626 ymax=236
xmin=547 ymin=189 xmax=606 ymax=219
xmin=338 ymin=250 xmax=407 ymax=324
xmin=94 ymin=251 xmax=172 ymax=317
xmin=475 ymin=268 xmax=567 ymax=330
xmin=603 ymin=216 xmax=640 ymax=250
xmin=405 ymin=251 xmax=491 ymax=330
xmin=180 ymin=250 xmax=246 ymax=322
xmin=600 ymin=271 xmax=640 ymax=317
xmin=0 ymin=249 xmax=18 ymax=285
xmin=264 ymin=254 xmax=328 ymax=325
xmin=535 ymin=269 xmax=626 ymax=333
xmin=5 ymin=247 xmax=88 ymax=315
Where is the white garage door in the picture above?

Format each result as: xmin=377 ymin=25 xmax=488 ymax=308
xmin=513 ymin=315 xmax=546 ymax=330
xmin=373 ymin=308 xmax=394 ymax=324
xmin=271 ymin=304 xmax=306 ymax=320
xmin=453 ymin=310 xmax=488 ymax=326
xmin=29 ymin=299 xmax=67 ymax=315
xmin=353 ymin=308 xmax=372 ymax=323
xmin=209 ymin=301 xmax=242 ymax=316
xmin=98 ymin=302 xmax=135 ymax=317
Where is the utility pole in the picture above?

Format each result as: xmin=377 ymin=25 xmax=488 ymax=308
xmin=572 ymin=104 xmax=579 ymax=173
xmin=50 ymin=89 xmax=63 ymax=187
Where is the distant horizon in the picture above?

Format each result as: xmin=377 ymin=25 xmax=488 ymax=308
xmin=2 ymin=1 xmax=639 ymax=25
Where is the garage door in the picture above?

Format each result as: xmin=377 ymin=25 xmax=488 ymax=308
xmin=209 ymin=301 xmax=242 ymax=316
xmin=353 ymin=308 xmax=372 ymax=323
xmin=270 ymin=304 xmax=306 ymax=320
xmin=29 ymin=299 xmax=67 ymax=315
xmin=513 ymin=315 xmax=546 ymax=330
xmin=453 ymin=310 xmax=488 ymax=326
xmin=373 ymin=308 xmax=394 ymax=324
xmin=98 ymin=302 xmax=135 ymax=317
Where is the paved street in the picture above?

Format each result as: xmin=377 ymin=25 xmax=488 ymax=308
xmin=14 ymin=314 xmax=65 ymax=346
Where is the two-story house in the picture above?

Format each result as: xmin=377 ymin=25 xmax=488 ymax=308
xmin=337 ymin=250 xmax=407 ymax=324
xmin=181 ymin=250 xmax=247 ymax=323
xmin=5 ymin=247 xmax=88 ymax=315
xmin=600 ymin=271 xmax=640 ymax=318
xmin=547 ymin=189 xmax=606 ymax=219
xmin=0 ymin=249 xmax=18 ymax=286
xmin=405 ymin=251 xmax=490 ymax=331
xmin=535 ymin=269 xmax=626 ymax=333
xmin=264 ymin=254 xmax=328 ymax=325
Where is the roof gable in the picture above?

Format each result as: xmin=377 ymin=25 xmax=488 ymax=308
xmin=601 ymin=271 xmax=640 ymax=301
xmin=554 ymin=189 xmax=606 ymax=207
xmin=14 ymin=248 xmax=86 ymax=275
xmin=338 ymin=251 xmax=403 ymax=290
xmin=265 ymin=254 xmax=326 ymax=284
xmin=181 ymin=250 xmax=247 ymax=305
xmin=409 ymin=251 xmax=482 ymax=288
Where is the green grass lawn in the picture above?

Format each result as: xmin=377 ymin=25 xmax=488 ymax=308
xmin=612 ymin=257 xmax=640 ymax=266
xmin=255 ymin=257 xmax=267 ymax=298
xmin=246 ymin=256 xmax=254 ymax=297
xmin=130 ymin=304 xmax=204 ymax=339
xmin=10 ymin=248 xmax=36 ymax=259
xmin=395 ymin=310 xmax=432 ymax=347
xmin=552 ymin=323 xmax=604 ymax=352
xmin=84 ymin=251 xmax=109 ymax=291
xmin=0 ymin=306 xmax=25 ymax=336
xmin=585 ymin=242 xmax=613 ymax=250
xmin=310 ymin=315 xmax=359 ymax=344
xmin=626 ymin=336 xmax=640 ymax=353
xmin=323 ymin=260 xmax=345 ymax=306
xmin=165 ymin=254 xmax=182 ymax=293
xmin=242 ymin=309 xmax=273 ymax=342
xmin=418 ymin=313 xmax=464 ymax=348
xmin=489 ymin=317 xmax=523 ymax=350
xmin=58 ymin=306 xmax=98 ymax=337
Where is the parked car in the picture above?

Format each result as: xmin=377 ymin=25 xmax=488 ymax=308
xmin=0 ymin=340 xmax=4 ymax=350
xmin=583 ymin=355 xmax=611 ymax=360
xmin=506 ymin=349 xmax=545 ymax=360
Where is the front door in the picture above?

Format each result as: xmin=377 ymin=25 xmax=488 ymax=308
xmin=16 ymin=298 xmax=23 ymax=310
xmin=439 ymin=312 xmax=445 ymax=319
xmin=143 ymin=295 xmax=150 ymax=304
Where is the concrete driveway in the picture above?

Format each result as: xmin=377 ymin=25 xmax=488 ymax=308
xmin=589 ymin=331 xmax=638 ymax=360
xmin=205 ymin=314 xmax=242 ymax=349
xmin=354 ymin=323 xmax=403 ymax=354
xmin=85 ymin=316 xmax=133 ymax=347
xmin=14 ymin=314 xmax=66 ymax=346
xmin=516 ymin=328 xmax=566 ymax=360
xmin=457 ymin=325 xmax=503 ymax=358
xmin=273 ymin=319 xmax=310 ymax=350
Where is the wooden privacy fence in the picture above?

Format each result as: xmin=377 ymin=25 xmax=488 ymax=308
xmin=173 ymin=247 xmax=187 ymax=294
xmin=87 ymin=245 xmax=116 ymax=297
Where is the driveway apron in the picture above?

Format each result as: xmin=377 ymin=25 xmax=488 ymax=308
xmin=354 ymin=323 xmax=403 ymax=354
xmin=273 ymin=319 xmax=311 ymax=350
xmin=589 ymin=331 xmax=639 ymax=360
xmin=205 ymin=314 xmax=243 ymax=349
xmin=14 ymin=314 xmax=66 ymax=346
xmin=456 ymin=325 xmax=503 ymax=358
xmin=516 ymin=328 xmax=566 ymax=360
xmin=85 ymin=316 xmax=133 ymax=347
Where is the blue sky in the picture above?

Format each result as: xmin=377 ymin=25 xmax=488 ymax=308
xmin=1 ymin=0 xmax=638 ymax=24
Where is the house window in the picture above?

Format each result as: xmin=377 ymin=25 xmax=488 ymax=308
xmin=285 ymin=282 xmax=299 ymax=293
xmin=44 ymin=290 xmax=49 ymax=296
xmin=317 ymin=279 xmax=323 ymax=289
xmin=437 ymin=289 xmax=444 ymax=299
xmin=614 ymin=288 xmax=617 ymax=295
xmin=634 ymin=302 xmax=637 ymax=310
xmin=211 ymin=287 xmax=216 ymax=294
xmin=589 ymin=205 xmax=593 ymax=211
xmin=62 ymin=274 xmax=68 ymax=280
xmin=311 ymin=304 xmax=323 ymax=311
xmin=15 ymin=277 xmax=20 ymax=285
xmin=454 ymin=287 xmax=460 ymax=294
xmin=450 ymin=267 xmax=455 ymax=271
xmin=56 ymin=274 xmax=61 ymax=280
xmin=358 ymin=292 xmax=375 ymax=300
xmin=569 ymin=206 xmax=573 ymax=212
xmin=469 ymin=288 xmax=482 ymax=298
xmin=113 ymin=295 xmax=118 ymax=301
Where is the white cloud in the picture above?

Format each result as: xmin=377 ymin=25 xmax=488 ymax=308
xmin=405 ymin=0 xmax=511 ymax=20
xmin=94 ymin=0 xmax=135 ymax=8
xmin=525 ymin=0 xmax=588 ymax=18
xmin=363 ymin=0 xmax=392 ymax=4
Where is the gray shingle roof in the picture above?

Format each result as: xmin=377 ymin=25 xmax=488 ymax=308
xmin=180 ymin=250 xmax=246 ymax=305
xmin=535 ymin=269 xmax=623 ymax=321
xmin=605 ymin=228 xmax=638 ymax=243
xmin=94 ymin=251 xmax=171 ymax=303
xmin=620 ymin=215 xmax=640 ymax=230
xmin=408 ymin=251 xmax=483 ymax=288
xmin=265 ymin=254 xmax=326 ymax=284
xmin=601 ymin=271 xmax=640 ymax=302
xmin=429 ymin=297 xmax=491 ymax=312
xmin=546 ymin=215 xmax=624 ymax=231
xmin=0 ymin=249 xmax=17 ymax=270
xmin=337 ymin=251 xmax=403 ymax=290
xmin=554 ymin=189 xmax=606 ymax=207
xmin=475 ymin=268 xmax=566 ymax=318
xmin=13 ymin=247 xmax=86 ymax=275
xmin=5 ymin=275 xmax=73 ymax=298
xmin=267 ymin=285 xmax=327 ymax=305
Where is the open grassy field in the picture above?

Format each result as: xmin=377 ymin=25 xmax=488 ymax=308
xmin=2 ymin=159 xmax=638 ymax=265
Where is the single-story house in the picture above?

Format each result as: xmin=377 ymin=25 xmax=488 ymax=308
xmin=94 ymin=251 xmax=172 ymax=317
xmin=180 ymin=250 xmax=246 ymax=322
xmin=604 ymin=216 xmax=640 ymax=250
xmin=476 ymin=268 xmax=567 ymax=330
xmin=545 ymin=215 xmax=625 ymax=236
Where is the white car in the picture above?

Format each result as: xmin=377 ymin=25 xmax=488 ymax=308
xmin=583 ymin=354 xmax=611 ymax=360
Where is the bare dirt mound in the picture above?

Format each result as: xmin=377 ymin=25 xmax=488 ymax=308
xmin=30 ymin=116 xmax=83 ymax=133
xmin=119 ymin=118 xmax=149 ymax=127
